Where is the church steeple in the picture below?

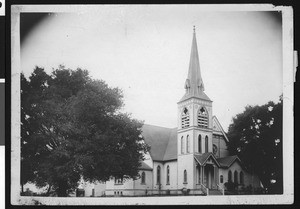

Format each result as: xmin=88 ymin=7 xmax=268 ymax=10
xmin=180 ymin=26 xmax=211 ymax=102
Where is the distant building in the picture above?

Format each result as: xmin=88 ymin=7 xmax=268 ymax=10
xmin=81 ymin=28 xmax=261 ymax=197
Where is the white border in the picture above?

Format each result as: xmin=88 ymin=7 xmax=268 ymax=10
xmin=11 ymin=4 xmax=294 ymax=205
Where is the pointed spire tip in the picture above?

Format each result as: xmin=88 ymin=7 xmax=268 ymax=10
xmin=193 ymin=25 xmax=196 ymax=33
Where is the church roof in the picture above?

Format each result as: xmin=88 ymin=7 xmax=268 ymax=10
xmin=216 ymin=155 xmax=241 ymax=168
xmin=212 ymin=116 xmax=229 ymax=142
xmin=179 ymin=27 xmax=211 ymax=103
xmin=139 ymin=161 xmax=153 ymax=171
xmin=141 ymin=124 xmax=177 ymax=161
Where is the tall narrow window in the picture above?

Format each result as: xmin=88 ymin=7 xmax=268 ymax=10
xmin=181 ymin=136 xmax=184 ymax=154
xmin=220 ymin=175 xmax=224 ymax=183
xmin=186 ymin=135 xmax=190 ymax=153
xmin=198 ymin=107 xmax=208 ymax=128
xmin=240 ymin=171 xmax=244 ymax=185
xmin=181 ymin=107 xmax=190 ymax=128
xmin=166 ymin=166 xmax=170 ymax=185
xmin=141 ymin=172 xmax=146 ymax=184
xmin=228 ymin=170 xmax=232 ymax=183
xmin=198 ymin=135 xmax=202 ymax=153
xmin=157 ymin=166 xmax=161 ymax=185
xmin=183 ymin=170 xmax=187 ymax=184
xmin=234 ymin=170 xmax=238 ymax=184
xmin=205 ymin=136 xmax=208 ymax=153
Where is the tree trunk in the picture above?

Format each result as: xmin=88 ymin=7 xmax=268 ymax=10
xmin=46 ymin=184 xmax=52 ymax=196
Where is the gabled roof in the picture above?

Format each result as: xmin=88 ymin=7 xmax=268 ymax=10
xmin=216 ymin=155 xmax=241 ymax=168
xmin=141 ymin=124 xmax=177 ymax=161
xmin=212 ymin=116 xmax=229 ymax=142
xmin=194 ymin=152 xmax=220 ymax=167
xmin=179 ymin=91 xmax=211 ymax=103
xmin=139 ymin=161 xmax=153 ymax=171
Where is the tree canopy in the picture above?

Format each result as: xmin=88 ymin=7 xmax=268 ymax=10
xmin=21 ymin=66 xmax=149 ymax=196
xmin=227 ymin=97 xmax=283 ymax=194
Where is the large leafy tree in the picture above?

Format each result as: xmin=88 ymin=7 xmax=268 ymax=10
xmin=21 ymin=66 xmax=149 ymax=197
xmin=227 ymin=97 xmax=283 ymax=194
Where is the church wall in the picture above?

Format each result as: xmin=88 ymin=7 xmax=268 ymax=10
xmin=212 ymin=135 xmax=219 ymax=157
xmin=177 ymin=154 xmax=195 ymax=190
xmin=105 ymin=177 xmax=134 ymax=196
xmin=163 ymin=161 xmax=178 ymax=191
xmin=131 ymin=170 xmax=153 ymax=196
xmin=94 ymin=182 xmax=106 ymax=197
xmin=219 ymin=137 xmax=229 ymax=157
xmin=194 ymin=130 xmax=213 ymax=153
xmin=152 ymin=161 xmax=164 ymax=190
xmin=219 ymin=161 xmax=261 ymax=190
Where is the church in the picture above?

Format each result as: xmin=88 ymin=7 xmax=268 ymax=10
xmin=80 ymin=28 xmax=261 ymax=197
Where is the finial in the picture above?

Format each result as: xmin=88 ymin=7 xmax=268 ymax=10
xmin=193 ymin=25 xmax=195 ymax=33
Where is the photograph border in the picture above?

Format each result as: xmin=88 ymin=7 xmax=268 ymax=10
xmin=9 ymin=3 xmax=294 ymax=205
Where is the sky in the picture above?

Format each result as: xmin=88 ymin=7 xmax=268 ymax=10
xmin=20 ymin=5 xmax=283 ymax=132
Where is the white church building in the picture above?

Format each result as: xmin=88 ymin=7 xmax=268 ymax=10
xmin=80 ymin=28 xmax=261 ymax=197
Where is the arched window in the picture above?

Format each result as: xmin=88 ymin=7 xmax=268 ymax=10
xmin=228 ymin=170 xmax=232 ymax=183
xmin=198 ymin=107 xmax=208 ymax=128
xmin=205 ymin=136 xmax=209 ymax=153
xmin=181 ymin=136 xmax=184 ymax=154
xmin=198 ymin=135 xmax=202 ymax=153
xmin=157 ymin=166 xmax=161 ymax=184
xmin=166 ymin=166 xmax=170 ymax=185
xmin=240 ymin=171 xmax=244 ymax=185
xmin=186 ymin=135 xmax=190 ymax=153
xmin=181 ymin=107 xmax=190 ymax=128
xmin=183 ymin=170 xmax=187 ymax=183
xmin=141 ymin=172 xmax=146 ymax=184
xmin=220 ymin=175 xmax=224 ymax=183
xmin=234 ymin=170 xmax=238 ymax=184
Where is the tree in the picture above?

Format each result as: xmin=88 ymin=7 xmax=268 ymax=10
xmin=227 ymin=97 xmax=283 ymax=194
xmin=21 ymin=66 xmax=150 ymax=197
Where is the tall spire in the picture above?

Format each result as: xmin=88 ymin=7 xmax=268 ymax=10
xmin=180 ymin=27 xmax=210 ymax=102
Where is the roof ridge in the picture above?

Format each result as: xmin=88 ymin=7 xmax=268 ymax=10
xmin=143 ymin=123 xmax=176 ymax=130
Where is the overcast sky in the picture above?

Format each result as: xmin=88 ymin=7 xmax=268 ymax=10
xmin=20 ymin=5 xmax=282 ymax=131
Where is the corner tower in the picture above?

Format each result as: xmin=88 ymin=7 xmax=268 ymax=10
xmin=177 ymin=27 xmax=213 ymax=191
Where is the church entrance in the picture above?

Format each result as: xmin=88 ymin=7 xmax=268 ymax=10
xmin=195 ymin=154 xmax=219 ymax=190
xmin=203 ymin=164 xmax=215 ymax=189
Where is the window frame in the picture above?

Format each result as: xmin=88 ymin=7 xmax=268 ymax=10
xmin=141 ymin=171 xmax=146 ymax=184
xmin=197 ymin=107 xmax=209 ymax=128
xmin=198 ymin=134 xmax=202 ymax=153
xmin=234 ymin=170 xmax=238 ymax=184
xmin=205 ymin=135 xmax=209 ymax=153
xmin=186 ymin=135 xmax=190 ymax=153
xmin=220 ymin=175 xmax=224 ymax=183
xmin=183 ymin=170 xmax=187 ymax=184
xmin=157 ymin=165 xmax=161 ymax=185
xmin=181 ymin=107 xmax=190 ymax=128
xmin=166 ymin=165 xmax=170 ymax=185
xmin=181 ymin=136 xmax=184 ymax=154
